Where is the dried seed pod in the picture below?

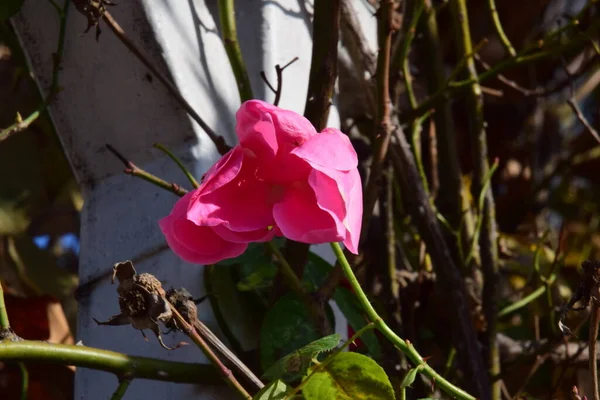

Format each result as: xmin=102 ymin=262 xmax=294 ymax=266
xmin=94 ymin=260 xmax=184 ymax=350
xmin=164 ymin=288 xmax=198 ymax=333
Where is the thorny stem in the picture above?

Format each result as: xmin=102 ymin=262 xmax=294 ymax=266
xmin=450 ymin=1 xmax=500 ymax=399
xmin=101 ymin=12 xmax=230 ymax=155
xmin=0 ymin=341 xmax=221 ymax=383
xmin=330 ymin=242 xmax=476 ymax=400
xmin=153 ymin=143 xmax=199 ymax=189
xmin=486 ymin=0 xmax=516 ymax=57
xmin=105 ymin=144 xmax=188 ymax=197
xmin=0 ymin=0 xmax=70 ymax=142
xmin=284 ymin=323 xmax=376 ymax=400
xmin=217 ymin=0 xmax=253 ymax=102
xmin=167 ymin=300 xmax=251 ymax=399
xmin=280 ymin=0 xmax=340 ymax=322
xmin=110 ymin=379 xmax=131 ymax=400
xmin=362 ymin=0 xmax=395 ymax=241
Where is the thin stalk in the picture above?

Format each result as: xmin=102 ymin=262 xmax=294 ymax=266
xmin=0 ymin=281 xmax=9 ymax=329
xmin=217 ymin=0 xmax=253 ymax=102
xmin=330 ymin=242 xmax=476 ymax=400
xmin=153 ymin=143 xmax=199 ymax=189
xmin=450 ymin=1 xmax=499 ymax=398
xmin=591 ymin=302 xmax=600 ymax=400
xmin=18 ymin=363 xmax=28 ymax=400
xmin=110 ymin=379 xmax=131 ymax=400
xmin=106 ymin=144 xmax=187 ymax=197
xmin=0 ymin=341 xmax=220 ymax=383
xmin=486 ymin=0 xmax=516 ymax=57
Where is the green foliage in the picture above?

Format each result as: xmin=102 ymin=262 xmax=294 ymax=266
xmin=302 ymin=352 xmax=395 ymax=400
xmin=253 ymin=380 xmax=290 ymax=400
xmin=399 ymin=365 xmax=424 ymax=388
xmin=0 ymin=0 xmax=25 ymax=21
xmin=260 ymin=292 xmax=334 ymax=378
xmin=263 ymin=334 xmax=341 ymax=381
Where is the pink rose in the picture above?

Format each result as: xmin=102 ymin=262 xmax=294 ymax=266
xmin=160 ymin=100 xmax=363 ymax=264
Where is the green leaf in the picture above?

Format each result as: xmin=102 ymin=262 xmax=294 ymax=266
xmin=253 ymin=380 xmax=290 ymax=400
xmin=333 ymin=287 xmax=381 ymax=359
xmin=303 ymin=252 xmax=334 ymax=290
xmin=237 ymin=262 xmax=276 ymax=291
xmin=303 ymin=352 xmax=395 ymax=400
xmin=263 ymin=334 xmax=341 ymax=381
xmin=260 ymin=293 xmax=334 ymax=379
xmin=399 ymin=365 xmax=424 ymax=388
xmin=0 ymin=0 xmax=25 ymax=21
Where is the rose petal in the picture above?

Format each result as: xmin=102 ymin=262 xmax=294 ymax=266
xmin=236 ymin=101 xmax=279 ymax=161
xmin=340 ymin=168 xmax=363 ymax=254
xmin=212 ymin=225 xmax=276 ymax=243
xmin=291 ymin=128 xmax=358 ymax=171
xmin=273 ymin=182 xmax=345 ymax=244
xmin=159 ymin=193 xmax=247 ymax=264
xmin=198 ymin=146 xmax=244 ymax=197
xmin=188 ymin=151 xmax=275 ymax=231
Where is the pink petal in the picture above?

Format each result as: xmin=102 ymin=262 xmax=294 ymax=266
xmin=291 ymin=128 xmax=358 ymax=171
xmin=273 ymin=182 xmax=345 ymax=245
xmin=159 ymin=193 xmax=247 ymax=264
xmin=341 ymin=169 xmax=363 ymax=254
xmin=198 ymin=146 xmax=244 ymax=197
xmin=188 ymin=151 xmax=275 ymax=232
xmin=236 ymin=101 xmax=279 ymax=161
xmin=212 ymin=225 xmax=276 ymax=243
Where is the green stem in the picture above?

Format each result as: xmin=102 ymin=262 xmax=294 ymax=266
xmin=330 ymin=242 xmax=475 ymax=400
xmin=0 ymin=341 xmax=220 ymax=383
xmin=0 ymin=281 xmax=9 ymax=329
xmin=486 ymin=0 xmax=516 ymax=57
xmin=217 ymin=0 xmax=253 ymax=102
xmin=450 ymin=0 xmax=500 ymax=398
xmin=18 ymin=363 xmax=28 ymax=400
xmin=154 ymin=143 xmax=199 ymax=188
xmin=110 ymin=379 xmax=131 ymax=400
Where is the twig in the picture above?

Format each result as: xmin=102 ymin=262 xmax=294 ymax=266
xmin=192 ymin=319 xmax=264 ymax=391
xmin=0 ymin=280 xmax=9 ymax=330
xmin=153 ymin=143 xmax=199 ymax=189
xmin=591 ymin=297 xmax=600 ymax=400
xmin=486 ymin=0 xmax=516 ymax=57
xmin=259 ymin=57 xmax=299 ymax=107
xmin=0 ymin=341 xmax=221 ymax=383
xmin=217 ymin=0 xmax=253 ymax=102
xmin=167 ymin=299 xmax=251 ymax=399
xmin=110 ymin=379 xmax=131 ymax=400
xmin=105 ymin=144 xmax=188 ymax=197
xmin=330 ymin=242 xmax=476 ymax=400
xmin=0 ymin=0 xmax=70 ymax=143
xmin=567 ymin=99 xmax=600 ymax=144
xmin=100 ymin=12 xmax=230 ymax=155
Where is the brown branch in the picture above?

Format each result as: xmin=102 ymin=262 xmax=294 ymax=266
xmin=567 ymin=99 xmax=600 ymax=144
xmin=259 ymin=57 xmax=299 ymax=107
xmin=278 ymin=0 xmax=341 ymax=315
xmin=100 ymin=11 xmax=231 ymax=155
xmin=105 ymin=144 xmax=188 ymax=197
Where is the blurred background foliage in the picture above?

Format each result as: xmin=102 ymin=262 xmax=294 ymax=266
xmin=3 ymin=0 xmax=600 ymax=399
xmin=0 ymin=21 xmax=80 ymax=400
